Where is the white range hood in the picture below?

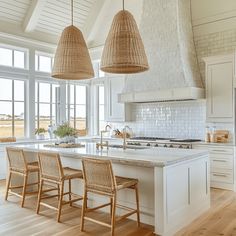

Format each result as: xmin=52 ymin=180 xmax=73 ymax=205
xmin=120 ymin=0 xmax=205 ymax=103
xmin=118 ymin=87 xmax=205 ymax=103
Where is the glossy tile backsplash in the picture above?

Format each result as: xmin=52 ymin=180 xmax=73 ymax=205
xmin=112 ymin=100 xmax=207 ymax=139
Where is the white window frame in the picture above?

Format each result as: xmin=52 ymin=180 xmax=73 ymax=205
xmin=35 ymin=51 xmax=54 ymax=74
xmin=0 ymin=43 xmax=29 ymax=70
xmin=66 ymin=83 xmax=89 ymax=132
xmin=0 ymin=76 xmax=27 ymax=138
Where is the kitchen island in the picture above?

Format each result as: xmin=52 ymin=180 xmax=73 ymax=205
xmin=8 ymin=143 xmax=210 ymax=236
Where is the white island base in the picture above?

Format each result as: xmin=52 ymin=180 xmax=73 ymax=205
xmin=9 ymin=144 xmax=210 ymax=236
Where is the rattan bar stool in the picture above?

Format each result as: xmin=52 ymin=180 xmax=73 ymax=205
xmin=80 ymin=158 xmax=140 ymax=236
xmin=5 ymin=147 xmax=40 ymax=207
xmin=36 ymin=152 xmax=83 ymax=222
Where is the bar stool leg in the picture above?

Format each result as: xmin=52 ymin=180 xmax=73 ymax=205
xmin=57 ymin=181 xmax=64 ymax=222
xmin=69 ymin=179 xmax=72 ymax=206
xmin=135 ymin=184 xmax=140 ymax=227
xmin=111 ymin=194 xmax=117 ymax=236
xmin=5 ymin=172 xmax=12 ymax=201
xmin=80 ymin=189 xmax=87 ymax=232
xmin=21 ymin=174 xmax=28 ymax=207
xmin=110 ymin=197 xmax=113 ymax=216
xmin=36 ymin=179 xmax=44 ymax=214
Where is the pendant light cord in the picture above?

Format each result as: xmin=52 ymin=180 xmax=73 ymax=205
xmin=71 ymin=0 xmax=73 ymax=25
xmin=122 ymin=0 xmax=124 ymax=10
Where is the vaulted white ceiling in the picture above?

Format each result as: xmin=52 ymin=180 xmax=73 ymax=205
xmin=0 ymin=0 xmax=111 ymax=47
xmin=1 ymin=0 xmax=234 ymax=48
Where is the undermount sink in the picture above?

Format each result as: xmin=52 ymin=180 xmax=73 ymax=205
xmin=108 ymin=144 xmax=148 ymax=150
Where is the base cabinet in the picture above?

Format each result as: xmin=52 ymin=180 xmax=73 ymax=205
xmin=194 ymin=144 xmax=235 ymax=191
xmin=0 ymin=147 xmax=7 ymax=180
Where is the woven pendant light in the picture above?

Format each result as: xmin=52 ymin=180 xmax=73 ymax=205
xmin=101 ymin=0 xmax=149 ymax=74
xmin=52 ymin=0 xmax=94 ymax=80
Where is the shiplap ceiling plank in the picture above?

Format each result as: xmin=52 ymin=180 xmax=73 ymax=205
xmin=23 ymin=0 xmax=47 ymax=32
xmin=0 ymin=0 xmax=105 ymax=42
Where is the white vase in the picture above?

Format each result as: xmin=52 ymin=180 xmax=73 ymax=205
xmin=36 ymin=134 xmax=45 ymax=140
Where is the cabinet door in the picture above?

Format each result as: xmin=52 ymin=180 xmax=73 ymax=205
xmin=106 ymin=77 xmax=130 ymax=122
xmin=206 ymin=61 xmax=233 ymax=121
xmin=0 ymin=148 xmax=7 ymax=180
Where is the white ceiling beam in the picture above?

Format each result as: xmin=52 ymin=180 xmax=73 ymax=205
xmin=23 ymin=0 xmax=47 ymax=32
xmin=83 ymin=0 xmax=111 ymax=45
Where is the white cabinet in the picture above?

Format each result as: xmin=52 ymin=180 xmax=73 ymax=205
xmin=193 ymin=144 xmax=235 ymax=191
xmin=204 ymin=54 xmax=234 ymax=122
xmin=0 ymin=147 xmax=7 ymax=180
xmin=105 ymin=76 xmax=131 ymax=122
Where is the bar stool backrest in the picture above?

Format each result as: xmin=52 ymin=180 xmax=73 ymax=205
xmin=38 ymin=152 xmax=64 ymax=181
xmin=82 ymin=158 xmax=116 ymax=194
xmin=6 ymin=147 xmax=27 ymax=173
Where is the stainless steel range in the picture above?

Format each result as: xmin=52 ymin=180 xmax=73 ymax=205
xmin=127 ymin=137 xmax=201 ymax=149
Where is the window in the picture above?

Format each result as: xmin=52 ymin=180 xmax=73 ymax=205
xmin=35 ymin=52 xmax=54 ymax=73
xmin=0 ymin=78 xmax=25 ymax=138
xmin=98 ymin=85 xmax=106 ymax=132
xmin=67 ymin=84 xmax=87 ymax=135
xmin=0 ymin=46 xmax=27 ymax=69
xmin=35 ymin=82 xmax=58 ymax=133
xmin=92 ymin=61 xmax=105 ymax=78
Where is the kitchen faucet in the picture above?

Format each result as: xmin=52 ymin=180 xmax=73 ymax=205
xmin=122 ymin=125 xmax=132 ymax=150
xmin=96 ymin=124 xmax=112 ymax=150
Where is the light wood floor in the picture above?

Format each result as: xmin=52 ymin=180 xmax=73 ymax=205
xmin=1 ymin=180 xmax=236 ymax=236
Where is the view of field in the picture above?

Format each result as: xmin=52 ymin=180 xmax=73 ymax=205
xmin=0 ymin=118 xmax=87 ymax=138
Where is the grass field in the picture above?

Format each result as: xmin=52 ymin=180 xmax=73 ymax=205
xmin=0 ymin=119 xmax=87 ymax=138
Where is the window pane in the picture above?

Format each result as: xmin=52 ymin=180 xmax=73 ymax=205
xmin=52 ymin=103 xmax=56 ymax=124
xmin=92 ymin=62 xmax=99 ymax=78
xmin=76 ymin=105 xmax=86 ymax=118
xmin=39 ymin=55 xmax=51 ymax=72
xmin=35 ymin=55 xmax=38 ymax=71
xmin=0 ymin=48 xmax=12 ymax=67
xmin=99 ymin=63 xmax=105 ymax=77
xmin=70 ymin=105 xmax=75 ymax=119
xmin=14 ymin=80 xmax=24 ymax=101
xmin=76 ymin=85 xmax=86 ymax=104
xmin=70 ymin=85 xmax=74 ymax=104
xmin=99 ymin=86 xmax=104 ymax=104
xmin=39 ymin=83 xmax=50 ymax=102
xmin=14 ymin=102 xmax=24 ymax=137
xmin=0 ymin=101 xmax=12 ymax=137
xmin=35 ymin=83 xmax=38 ymax=102
xmin=39 ymin=103 xmax=50 ymax=130
xmin=14 ymin=50 xmax=25 ymax=68
xmin=0 ymin=79 xmax=12 ymax=100
xmin=52 ymin=84 xmax=58 ymax=103
xmin=99 ymin=105 xmax=104 ymax=121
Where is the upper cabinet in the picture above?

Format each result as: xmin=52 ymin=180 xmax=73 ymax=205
xmin=204 ymin=54 xmax=234 ymax=122
xmin=105 ymin=76 xmax=132 ymax=122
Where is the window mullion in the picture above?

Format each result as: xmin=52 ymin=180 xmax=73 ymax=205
xmin=50 ymin=84 xmax=52 ymax=125
xmin=37 ymin=82 xmax=40 ymax=129
xmin=12 ymin=80 xmax=14 ymax=137
xmin=74 ymin=85 xmax=76 ymax=129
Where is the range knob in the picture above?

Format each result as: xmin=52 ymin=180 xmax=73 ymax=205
xmin=155 ymin=144 xmax=159 ymax=147
xmin=179 ymin=145 xmax=183 ymax=148
xmin=186 ymin=145 xmax=190 ymax=149
xmin=164 ymin=144 xmax=167 ymax=148
xmin=147 ymin=143 xmax=151 ymax=146
xmin=170 ymin=144 xmax=173 ymax=148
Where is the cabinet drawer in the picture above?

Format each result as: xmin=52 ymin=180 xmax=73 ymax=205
xmin=210 ymin=147 xmax=234 ymax=155
xmin=211 ymin=170 xmax=233 ymax=184
xmin=210 ymin=157 xmax=233 ymax=170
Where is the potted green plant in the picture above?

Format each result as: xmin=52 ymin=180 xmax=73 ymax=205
xmin=35 ymin=128 xmax=47 ymax=140
xmin=53 ymin=123 xmax=77 ymax=143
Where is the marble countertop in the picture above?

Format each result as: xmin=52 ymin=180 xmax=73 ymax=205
xmin=9 ymin=142 xmax=209 ymax=168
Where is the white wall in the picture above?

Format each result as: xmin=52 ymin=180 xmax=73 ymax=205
xmin=191 ymin=0 xmax=236 ymax=83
